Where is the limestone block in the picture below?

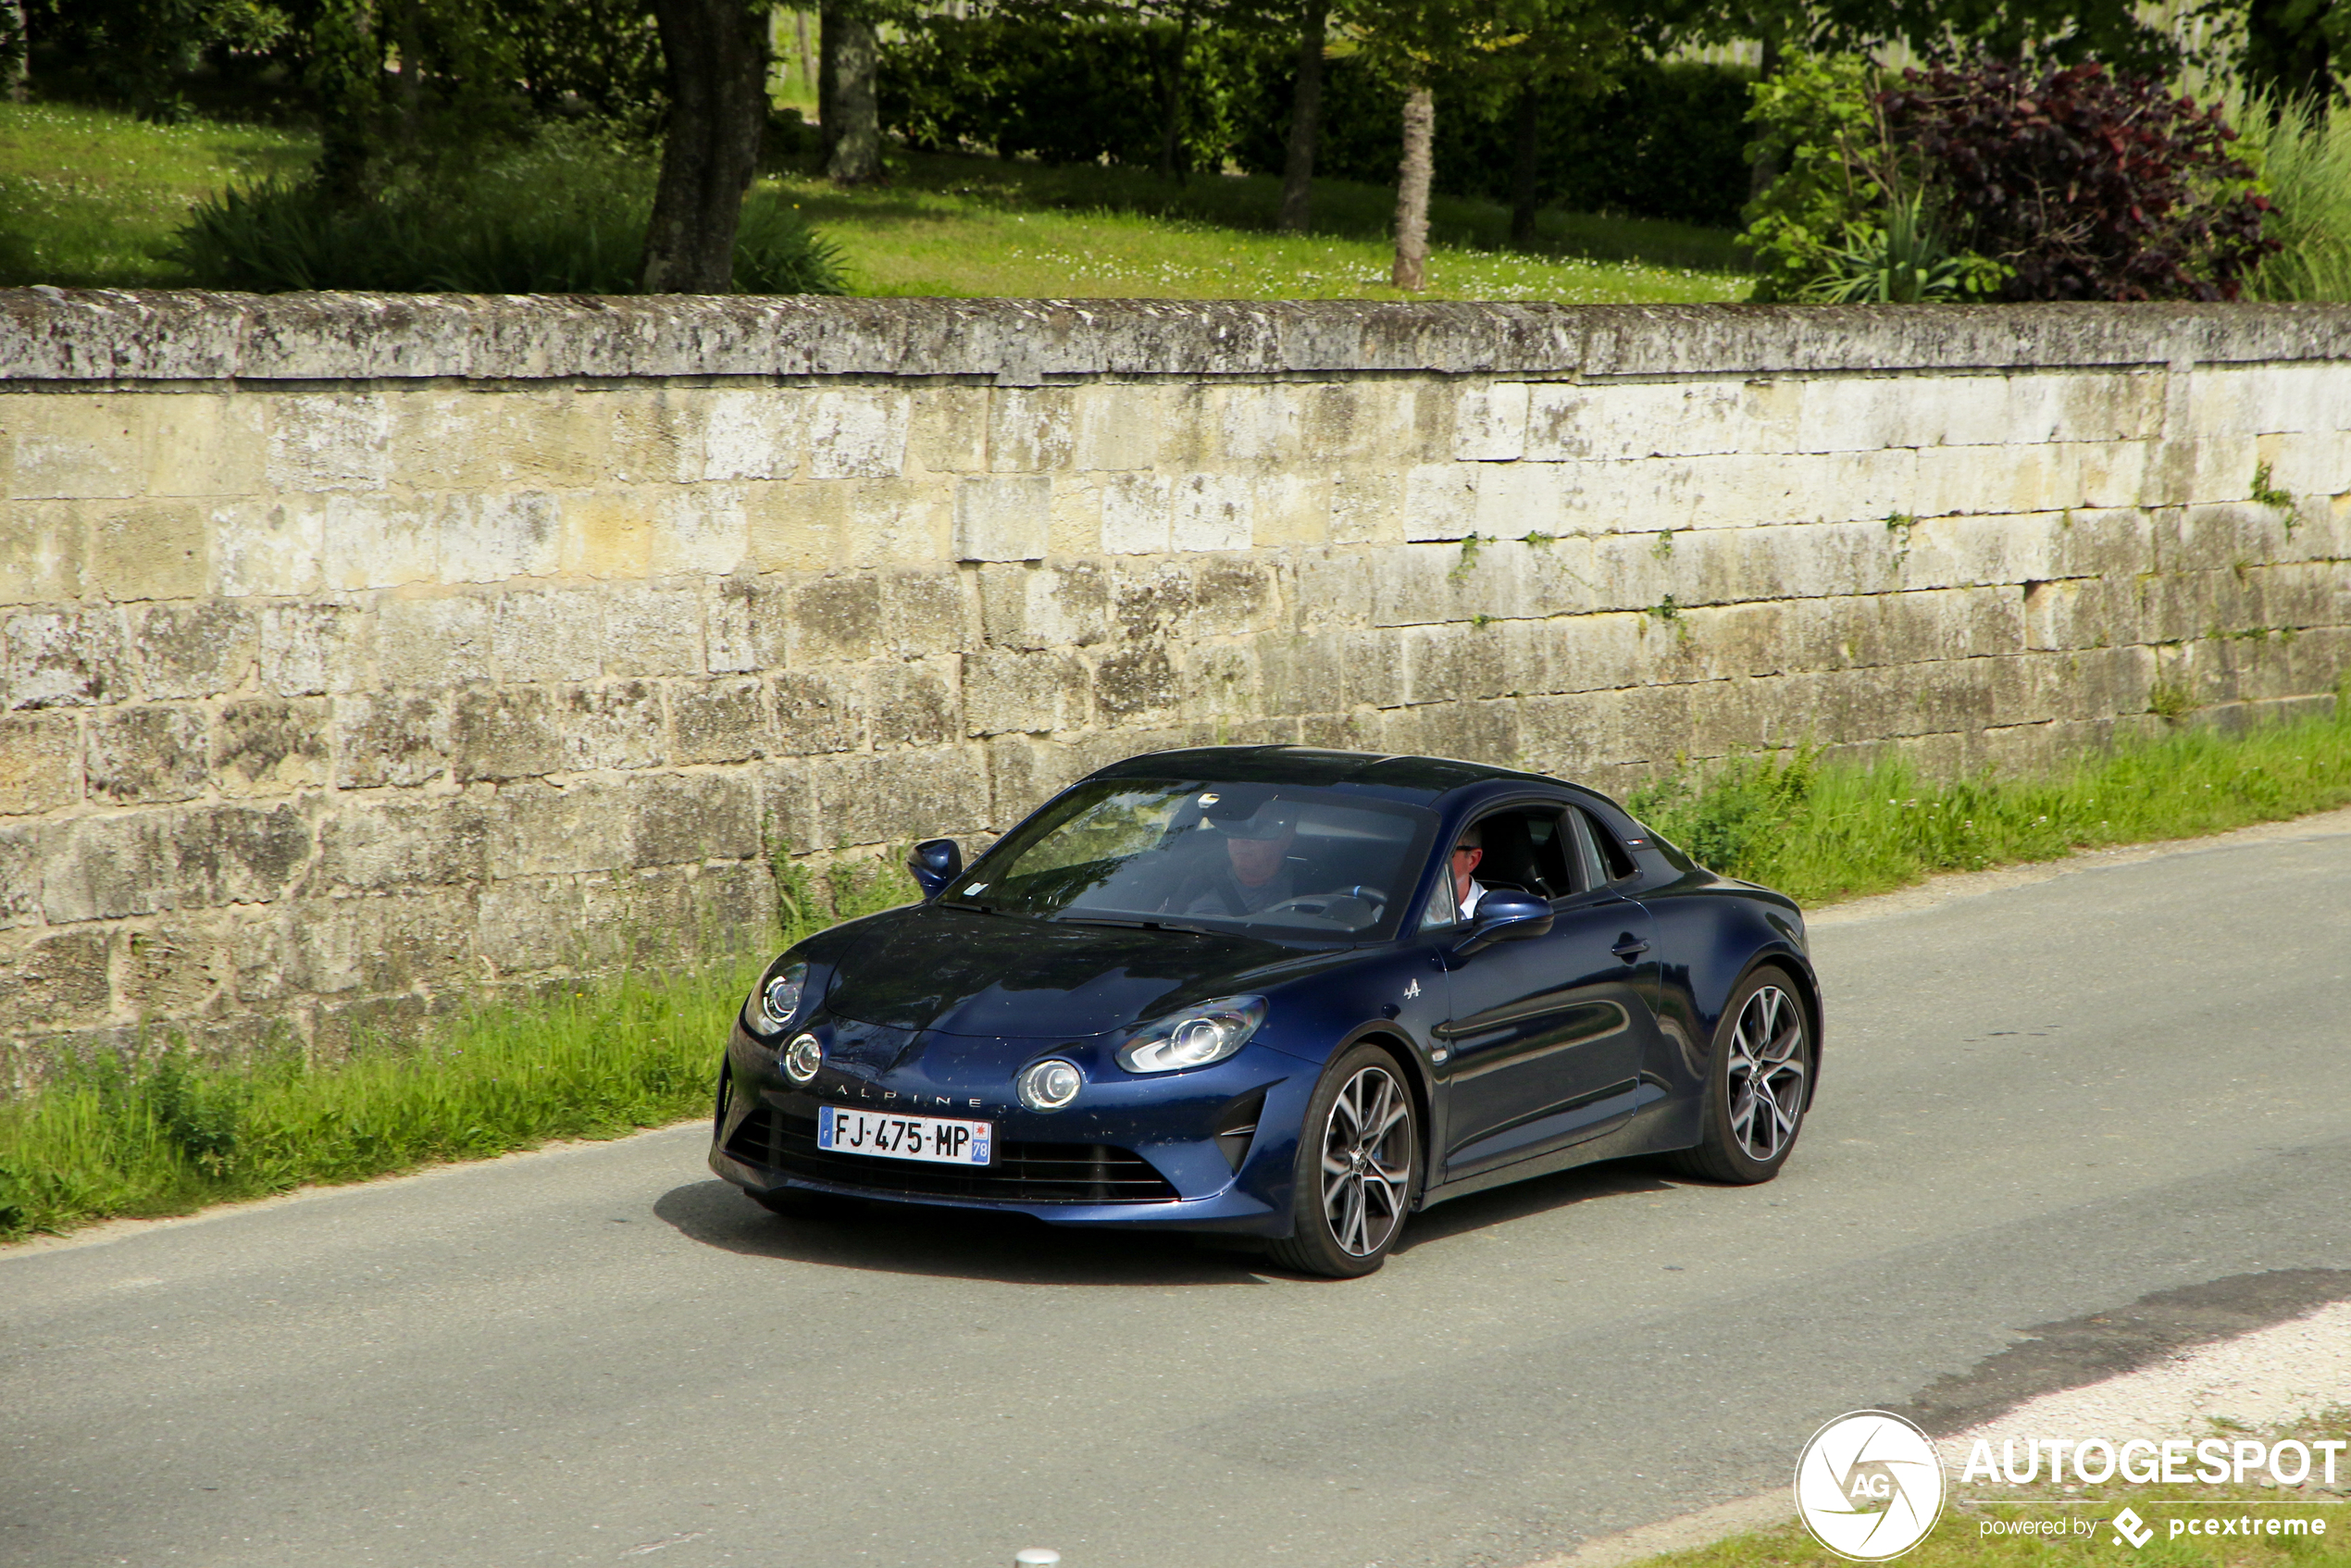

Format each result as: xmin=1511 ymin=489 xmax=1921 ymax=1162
xmin=2249 ymin=560 xmax=2345 ymax=632
xmin=866 ymin=660 xmax=959 ymax=749
xmin=44 ymin=802 xmax=313 ymax=920
xmin=4 ymin=395 xmax=143 ymax=500
xmin=5 ymin=605 xmax=129 ymax=709
xmin=645 ymin=485 xmax=746 ymax=577
xmin=2179 ymin=434 xmax=2265 ymax=507
xmin=554 ymin=680 xmax=664 ymax=772
xmin=323 ymin=492 xmax=449 ymax=590
xmin=788 ymin=574 xmax=880 ymax=665
xmin=1399 ymin=621 xmax=1509 ymax=704
xmin=473 ymin=876 xmax=590 ymax=975
xmin=1668 ymin=599 xmax=1797 ymax=681
xmin=1286 ymin=549 xmax=1375 ymax=632
xmin=2155 ymin=502 xmax=2284 ymax=576
xmin=1299 ymin=711 xmax=1380 ymax=752
xmin=376 ymin=595 xmax=493 ymax=688
xmin=145 ymin=395 xmax=268 ymax=498
xmin=1987 ymin=646 xmax=2152 ymax=728
xmin=1177 ymin=555 xmax=1278 ymax=637
xmin=2046 ymin=507 xmax=2157 ymax=580
xmin=843 ymin=477 xmax=953 ymax=566
xmin=2022 ymin=577 xmax=2138 ymax=652
xmin=1340 ymin=627 xmax=1406 ymax=709
xmin=488 ymin=778 xmax=629 ymax=877
xmin=0 ymin=501 xmax=86 ymax=604
xmin=807 ymin=389 xmax=911 ymax=479
xmin=1527 ymin=380 xmax=1766 ymax=462
xmin=601 ymin=584 xmax=703 ymax=677
xmin=261 ymin=600 xmax=368 ymax=697
xmin=2051 ymin=369 xmax=2168 ymax=444
xmin=2185 ymin=365 xmax=2351 ymax=438
xmin=772 ymin=670 xmax=862 ymax=755
xmin=1297 ymin=383 xmax=1391 ymax=466
xmin=212 ymin=497 xmax=323 ymax=598
xmin=1101 ymin=473 xmax=1172 ymax=555
xmin=0 ymin=927 xmax=115 ymax=1029
xmin=1402 ymin=464 xmax=1477 ymax=541
xmin=492 ymin=590 xmax=604 ymax=684
xmin=1453 ymin=381 xmax=1529 ymax=461
xmin=976 ymin=561 xmax=1095 ymax=656
xmin=964 ymin=648 xmax=1089 ymax=735
xmin=2251 ymin=429 xmax=2346 ymax=504
xmin=88 ymin=500 xmax=208 ymax=601
xmin=317 ymin=790 xmax=482 ymax=900
xmin=1091 ymin=643 xmax=1179 ymax=721
xmin=908 ymin=385 xmax=989 ymax=475
xmin=1216 ymin=383 xmax=1304 ymax=465
xmin=443 ymin=491 xmax=564 ymax=583
xmin=706 ymin=578 xmax=790 ymax=674
xmin=1070 ymin=385 xmax=1160 ymax=472
xmin=131 ymin=600 xmax=257 ymax=699
xmin=672 ymin=677 xmax=772 ymax=765
xmin=1500 ymin=611 xmax=1646 ymax=697
xmin=1256 ymin=631 xmax=1346 ymax=716
xmin=454 ymin=686 xmax=566 ymax=781
xmin=1327 ymin=469 xmax=1399 ymax=546
xmin=0 ymin=712 xmax=79 ymax=815
xmin=267 ymin=393 xmax=391 ymax=491
xmin=1890 ymin=514 xmax=2064 ymax=592
xmin=559 ymin=489 xmax=655 ymax=579
xmin=121 ymin=919 xmax=236 ymax=1021
xmin=84 ymin=703 xmax=207 ymax=804
xmin=333 ymin=691 xmax=450 ymax=789
xmin=0 ymin=822 xmax=34 ymax=927
xmin=800 ymin=745 xmax=993 ymax=847
xmin=989 ymin=388 xmax=1076 ymax=472
xmin=206 ymin=697 xmax=328 ymax=797
xmin=1378 ymin=697 xmax=1520 ymax=767
xmin=679 ymin=388 xmax=804 ymax=481
xmin=954 ymin=474 xmax=1051 ymax=561
xmin=1247 ymin=471 xmax=1329 ymax=548
xmin=1471 ymin=462 xmax=1579 ymax=541
xmin=1180 ymin=641 xmax=1265 ymax=726
xmin=628 ymin=770 xmax=759 ymax=865
xmin=876 ymin=566 xmax=972 ymax=657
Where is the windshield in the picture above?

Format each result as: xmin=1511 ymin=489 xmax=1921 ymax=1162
xmin=947 ymin=778 xmax=1437 ymax=940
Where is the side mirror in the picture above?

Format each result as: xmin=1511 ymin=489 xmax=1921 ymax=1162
xmin=1451 ymin=890 xmax=1553 ymax=957
xmin=907 ymin=838 xmax=964 ymax=902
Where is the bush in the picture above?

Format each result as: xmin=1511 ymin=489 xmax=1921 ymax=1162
xmin=1883 ymin=59 xmax=2277 ymax=301
xmin=172 ymin=135 xmax=846 ymax=295
xmin=1737 ymin=53 xmax=1890 ymax=301
xmin=2233 ymin=87 xmax=2351 ymax=301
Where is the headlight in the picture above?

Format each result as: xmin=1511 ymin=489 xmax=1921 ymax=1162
xmin=741 ymin=962 xmax=808 ymax=1039
xmin=783 ymin=1033 xmax=824 ymax=1084
xmin=1115 ymin=996 xmax=1267 ymax=1075
xmin=1017 ymin=1058 xmax=1083 ymax=1112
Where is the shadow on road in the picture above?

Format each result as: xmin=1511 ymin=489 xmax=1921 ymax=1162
xmin=655 ymin=1153 xmax=1683 ymax=1284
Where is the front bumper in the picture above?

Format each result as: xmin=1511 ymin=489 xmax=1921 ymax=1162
xmin=711 ymin=1014 xmax=1309 ymax=1237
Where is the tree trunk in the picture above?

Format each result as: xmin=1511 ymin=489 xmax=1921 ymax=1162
xmin=641 ymin=0 xmax=770 ymax=294
xmin=1157 ymin=2 xmax=1196 ymax=183
xmin=1390 ymin=85 xmax=1434 ymax=291
xmin=0 ymin=0 xmax=23 ymax=103
xmin=1747 ymin=33 xmax=1783 ymax=205
xmin=1276 ymin=0 xmax=1326 ymax=233
xmin=817 ymin=4 xmax=839 ymax=164
xmin=825 ymin=11 xmax=882 ymax=183
xmin=795 ymin=10 xmax=815 ymax=102
xmin=1508 ymin=81 xmax=1541 ymax=249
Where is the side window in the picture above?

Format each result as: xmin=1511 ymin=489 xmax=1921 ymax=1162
xmin=1573 ymin=808 xmax=1638 ymax=884
xmin=1418 ymin=855 xmax=1459 ymax=928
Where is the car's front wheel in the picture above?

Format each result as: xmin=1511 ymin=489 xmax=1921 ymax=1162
xmin=1670 ymin=966 xmax=1811 ymax=1184
xmin=1268 ymin=1043 xmax=1419 ymax=1278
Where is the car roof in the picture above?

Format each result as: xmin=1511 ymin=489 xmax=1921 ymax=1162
xmin=1087 ymin=745 xmax=1590 ymax=806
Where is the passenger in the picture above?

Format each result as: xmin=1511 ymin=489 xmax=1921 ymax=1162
xmin=1451 ymin=821 xmax=1489 ymax=919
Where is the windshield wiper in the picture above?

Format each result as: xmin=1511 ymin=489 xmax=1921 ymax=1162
xmin=1051 ymin=915 xmax=1220 ymax=938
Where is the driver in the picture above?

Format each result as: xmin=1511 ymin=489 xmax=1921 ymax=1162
xmin=1184 ymin=802 xmax=1300 ymax=916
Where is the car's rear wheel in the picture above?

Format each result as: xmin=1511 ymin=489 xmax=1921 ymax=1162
xmin=1670 ymin=966 xmax=1811 ymax=1184
xmin=1268 ymin=1043 xmax=1418 ymax=1278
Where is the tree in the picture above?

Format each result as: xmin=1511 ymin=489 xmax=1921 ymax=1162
xmin=823 ymin=2 xmax=884 ymax=181
xmin=1492 ymin=0 xmax=1634 ymax=246
xmin=1276 ymin=0 xmax=1329 ymax=230
xmin=641 ymin=0 xmax=770 ymax=292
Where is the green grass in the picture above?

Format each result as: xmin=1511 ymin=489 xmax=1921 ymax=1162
xmin=0 ymin=97 xmax=1744 ymax=301
xmin=0 ymin=100 xmax=314 ymax=286
xmin=1628 ymin=693 xmax=2351 ymax=907
xmin=0 ymin=960 xmax=753 ymax=1242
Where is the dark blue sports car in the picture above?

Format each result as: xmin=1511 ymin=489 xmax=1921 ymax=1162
xmin=711 ymin=747 xmax=1820 ymax=1276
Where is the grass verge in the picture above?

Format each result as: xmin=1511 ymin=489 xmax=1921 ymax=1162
xmin=0 ymin=959 xmax=753 ymax=1242
xmin=1628 ymin=697 xmax=2351 ymax=907
xmin=7 ymin=698 xmax=2347 ymax=1245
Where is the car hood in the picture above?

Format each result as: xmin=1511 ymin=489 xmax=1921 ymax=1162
xmin=818 ymin=904 xmax=1316 ymax=1038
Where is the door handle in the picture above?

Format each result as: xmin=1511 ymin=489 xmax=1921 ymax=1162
xmin=1611 ymin=935 xmax=1649 ymax=962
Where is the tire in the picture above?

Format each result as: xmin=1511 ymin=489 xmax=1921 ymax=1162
xmin=1669 ymin=966 xmax=1812 ymax=1184
xmin=1267 ymin=1043 xmax=1420 ymax=1278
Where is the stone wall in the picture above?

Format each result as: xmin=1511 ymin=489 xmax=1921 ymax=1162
xmin=4 ymin=292 xmax=2349 ymax=1076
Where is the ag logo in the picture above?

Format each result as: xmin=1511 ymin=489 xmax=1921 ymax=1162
xmin=1794 ymin=1411 xmax=1947 ymax=1562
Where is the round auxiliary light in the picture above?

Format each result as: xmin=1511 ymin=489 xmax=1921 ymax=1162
xmin=783 ymin=1033 xmax=824 ymax=1085
xmin=1017 ymin=1058 xmax=1083 ymax=1113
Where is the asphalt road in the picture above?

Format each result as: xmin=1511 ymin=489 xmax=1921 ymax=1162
xmin=7 ymin=818 xmax=2351 ymax=1568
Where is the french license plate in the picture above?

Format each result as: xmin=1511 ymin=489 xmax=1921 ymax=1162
xmin=817 ymin=1105 xmax=993 ymax=1166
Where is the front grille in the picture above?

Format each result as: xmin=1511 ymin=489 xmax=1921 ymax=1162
xmin=723 ymin=1104 xmax=1178 ymax=1204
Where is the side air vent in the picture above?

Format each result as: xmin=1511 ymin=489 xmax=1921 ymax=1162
xmin=1213 ymin=1089 xmax=1266 ymax=1173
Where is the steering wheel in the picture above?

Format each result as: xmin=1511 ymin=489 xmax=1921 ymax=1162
xmin=1257 ymin=887 xmax=1390 ymax=922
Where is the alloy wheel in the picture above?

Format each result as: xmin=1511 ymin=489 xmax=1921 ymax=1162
xmin=1726 ymin=984 xmax=1807 ymax=1163
xmin=1320 ymin=1064 xmax=1412 ymax=1257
